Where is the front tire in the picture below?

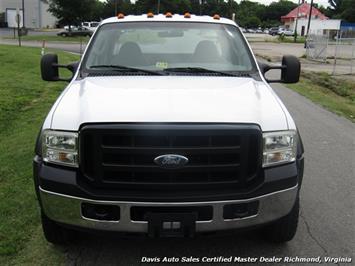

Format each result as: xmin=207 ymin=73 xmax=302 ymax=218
xmin=41 ymin=212 xmax=70 ymax=245
xmin=263 ymin=197 xmax=300 ymax=243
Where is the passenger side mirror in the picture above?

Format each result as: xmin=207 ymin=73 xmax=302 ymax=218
xmin=41 ymin=54 xmax=79 ymax=82
xmin=259 ymin=55 xmax=300 ymax=84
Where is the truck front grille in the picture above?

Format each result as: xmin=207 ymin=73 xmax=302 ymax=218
xmin=79 ymin=124 xmax=262 ymax=199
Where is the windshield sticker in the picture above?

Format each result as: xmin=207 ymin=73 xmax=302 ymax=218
xmin=156 ymin=62 xmax=169 ymax=69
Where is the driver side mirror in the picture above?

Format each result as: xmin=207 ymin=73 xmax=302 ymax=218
xmin=259 ymin=55 xmax=300 ymax=84
xmin=41 ymin=54 xmax=79 ymax=82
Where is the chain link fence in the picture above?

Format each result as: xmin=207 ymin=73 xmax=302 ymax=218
xmin=306 ymin=30 xmax=355 ymax=75
xmin=306 ymin=33 xmax=329 ymax=62
xmin=332 ymin=33 xmax=355 ymax=75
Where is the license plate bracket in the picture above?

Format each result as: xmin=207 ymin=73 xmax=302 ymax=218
xmin=146 ymin=212 xmax=197 ymax=238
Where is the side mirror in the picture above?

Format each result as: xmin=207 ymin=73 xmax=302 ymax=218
xmin=41 ymin=54 xmax=79 ymax=82
xmin=259 ymin=55 xmax=300 ymax=84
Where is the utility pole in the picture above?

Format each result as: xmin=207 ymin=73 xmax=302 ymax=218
xmin=16 ymin=8 xmax=22 ymax=47
xmin=294 ymin=0 xmax=301 ymax=42
xmin=306 ymin=0 xmax=314 ymax=36
xmin=22 ymin=0 xmax=25 ymax=29
xmin=157 ymin=0 xmax=161 ymax=14
xmin=229 ymin=0 xmax=233 ymax=19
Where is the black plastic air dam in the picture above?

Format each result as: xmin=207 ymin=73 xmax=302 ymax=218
xmin=34 ymin=156 xmax=301 ymax=202
xmin=81 ymin=203 xmax=120 ymax=221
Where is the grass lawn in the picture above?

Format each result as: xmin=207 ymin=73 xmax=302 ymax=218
xmin=0 ymin=45 xmax=79 ymax=265
xmin=4 ymin=34 xmax=90 ymax=43
xmin=287 ymin=71 xmax=355 ymax=122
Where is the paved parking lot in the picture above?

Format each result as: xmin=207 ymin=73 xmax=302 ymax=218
xmin=250 ymin=42 xmax=354 ymax=75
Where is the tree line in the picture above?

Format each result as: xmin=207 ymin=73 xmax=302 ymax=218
xmin=48 ymin=0 xmax=355 ymax=29
xmin=327 ymin=0 xmax=355 ymax=23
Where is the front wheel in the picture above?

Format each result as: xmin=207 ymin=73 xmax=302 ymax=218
xmin=262 ymin=197 xmax=300 ymax=243
xmin=41 ymin=212 xmax=71 ymax=245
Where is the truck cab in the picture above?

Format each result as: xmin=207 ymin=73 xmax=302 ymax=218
xmin=35 ymin=13 xmax=304 ymax=244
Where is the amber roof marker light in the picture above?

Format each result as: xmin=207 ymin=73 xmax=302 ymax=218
xmin=147 ymin=12 xmax=154 ymax=18
xmin=117 ymin=13 xmax=125 ymax=19
xmin=184 ymin=12 xmax=191 ymax=18
xmin=213 ymin=14 xmax=221 ymax=20
xmin=165 ymin=12 xmax=173 ymax=18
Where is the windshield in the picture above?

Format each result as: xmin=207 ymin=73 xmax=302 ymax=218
xmin=83 ymin=22 xmax=256 ymax=74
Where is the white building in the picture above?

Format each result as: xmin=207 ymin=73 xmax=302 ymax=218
xmin=281 ymin=1 xmax=341 ymax=37
xmin=295 ymin=18 xmax=341 ymax=36
xmin=0 ymin=0 xmax=56 ymax=28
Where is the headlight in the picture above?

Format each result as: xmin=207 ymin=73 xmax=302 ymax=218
xmin=42 ymin=130 xmax=78 ymax=167
xmin=263 ymin=131 xmax=297 ymax=167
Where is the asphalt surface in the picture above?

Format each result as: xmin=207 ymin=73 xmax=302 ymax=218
xmin=0 ymin=28 xmax=58 ymax=37
xmin=1 ymin=37 xmax=353 ymax=265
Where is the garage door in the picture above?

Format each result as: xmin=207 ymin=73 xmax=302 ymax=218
xmin=6 ymin=9 xmax=23 ymax=28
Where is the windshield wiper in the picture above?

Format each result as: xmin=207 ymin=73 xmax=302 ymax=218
xmin=163 ymin=67 xmax=251 ymax=77
xmin=90 ymin=65 xmax=163 ymax=75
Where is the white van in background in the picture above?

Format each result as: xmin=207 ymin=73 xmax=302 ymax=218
xmin=64 ymin=22 xmax=99 ymax=31
xmin=81 ymin=21 xmax=100 ymax=31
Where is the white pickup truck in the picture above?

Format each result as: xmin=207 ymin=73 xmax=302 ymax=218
xmin=34 ymin=13 xmax=304 ymax=244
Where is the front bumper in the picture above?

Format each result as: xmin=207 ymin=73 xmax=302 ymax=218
xmin=39 ymin=185 xmax=298 ymax=233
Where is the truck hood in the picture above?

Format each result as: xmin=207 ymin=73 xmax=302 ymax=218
xmin=51 ymin=76 xmax=289 ymax=131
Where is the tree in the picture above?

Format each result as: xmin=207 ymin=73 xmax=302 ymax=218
xmin=328 ymin=0 xmax=342 ymax=12
xmin=328 ymin=0 xmax=355 ymax=22
xmin=48 ymin=0 xmax=103 ymax=27
xmin=263 ymin=0 xmax=297 ymax=22
xmin=235 ymin=1 xmax=265 ymax=28
xmin=244 ymin=16 xmax=261 ymax=28
xmin=134 ymin=0 xmax=191 ymax=14
xmin=338 ymin=0 xmax=355 ymax=22
xmin=102 ymin=0 xmax=133 ymax=17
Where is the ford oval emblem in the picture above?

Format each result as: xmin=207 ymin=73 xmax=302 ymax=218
xmin=154 ymin=154 xmax=189 ymax=169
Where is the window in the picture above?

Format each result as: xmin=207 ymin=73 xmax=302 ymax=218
xmin=83 ymin=22 xmax=255 ymax=73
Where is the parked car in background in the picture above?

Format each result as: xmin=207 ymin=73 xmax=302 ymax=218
xmin=256 ymin=28 xmax=263 ymax=34
xmin=263 ymin=29 xmax=269 ymax=34
xmin=282 ymin=30 xmax=295 ymax=36
xmin=57 ymin=27 xmax=93 ymax=37
xmin=64 ymin=25 xmax=79 ymax=31
xmin=82 ymin=21 xmax=100 ymax=31
xmin=269 ymin=27 xmax=279 ymax=36
xmin=247 ymin=28 xmax=256 ymax=33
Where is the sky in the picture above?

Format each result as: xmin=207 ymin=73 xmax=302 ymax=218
xmin=108 ymin=0 xmax=330 ymax=7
